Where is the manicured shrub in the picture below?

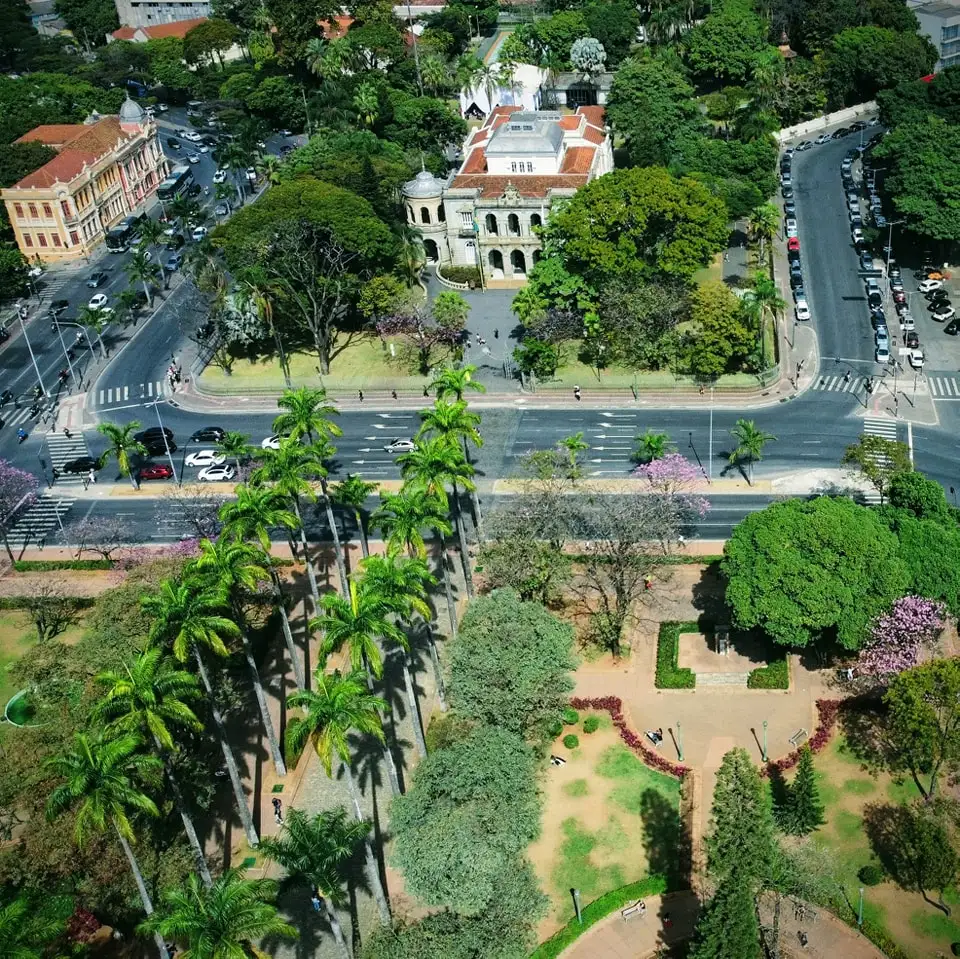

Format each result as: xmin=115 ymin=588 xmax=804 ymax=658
xmin=583 ymin=715 xmax=600 ymax=734
xmin=547 ymin=719 xmax=564 ymax=738
xmin=563 ymin=734 xmax=580 ymax=749
xmin=747 ymin=657 xmax=789 ymax=689
xmin=562 ymin=707 xmax=579 ymax=725
xmin=858 ymin=863 xmax=884 ymax=886
xmin=655 ymin=622 xmax=697 ymax=689
xmin=439 ymin=265 xmax=481 ymax=285
xmin=13 ymin=559 xmax=113 ymax=571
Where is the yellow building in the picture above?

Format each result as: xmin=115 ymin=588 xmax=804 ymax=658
xmin=1 ymin=98 xmax=168 ymax=263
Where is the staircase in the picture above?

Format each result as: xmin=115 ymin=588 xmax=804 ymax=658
xmin=696 ymin=672 xmax=752 ymax=687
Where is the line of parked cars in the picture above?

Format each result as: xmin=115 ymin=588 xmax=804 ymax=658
xmin=131 ymin=426 xmax=237 ymax=483
xmin=780 ymin=150 xmax=810 ymax=321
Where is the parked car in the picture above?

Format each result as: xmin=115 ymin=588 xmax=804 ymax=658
xmin=860 ymin=253 xmax=875 ymax=272
xmin=190 ymin=426 xmax=226 ymax=443
xmin=192 ymin=226 xmax=208 ymax=241
xmin=197 ymin=465 xmax=236 ymax=482
xmin=919 ymin=279 xmax=944 ymax=293
xmin=88 ymin=293 xmax=108 ymax=310
xmin=261 ymin=434 xmax=282 ymax=450
xmin=875 ymin=327 xmax=890 ymax=348
xmin=906 ymin=330 xmax=920 ymax=348
xmin=135 ymin=427 xmax=173 ymax=444
xmin=871 ymin=310 xmax=887 ymax=331
xmin=900 ymin=313 xmax=916 ymax=333
xmin=907 ymin=348 xmax=924 ymax=370
xmin=187 ymin=154 xmax=201 ymax=165
xmin=86 ymin=271 xmax=108 ymax=288
xmin=932 ymin=304 xmax=957 ymax=321
xmin=796 ymin=140 xmax=813 ymax=151
xmin=165 ymin=253 xmax=184 ymax=271
xmin=787 ymin=237 xmax=800 ymax=253
xmin=214 ymin=202 xmax=231 ymax=216
xmin=835 ymin=127 xmax=851 ymax=137
xmin=868 ymin=291 xmax=883 ymax=309
xmin=213 ymin=169 xmax=228 ymax=184
xmin=384 ymin=438 xmax=417 ymax=454
xmin=783 ymin=200 xmax=797 ymax=218
xmin=795 ymin=299 xmax=811 ymax=321
xmin=785 ymin=218 xmax=798 ymax=238
xmin=815 ymin=133 xmax=832 ymax=144
xmin=139 ymin=464 xmax=174 ymax=481
xmin=185 ymin=450 xmax=227 ymax=468
xmin=892 ymin=290 xmax=907 ymax=306
xmin=782 ymin=185 xmax=794 ymax=200
xmin=852 ymin=228 xmax=865 ymax=247
xmin=945 ymin=320 xmax=960 ymax=336
xmin=793 ymin=283 xmax=806 ymax=302
xmin=875 ymin=341 xmax=890 ymax=362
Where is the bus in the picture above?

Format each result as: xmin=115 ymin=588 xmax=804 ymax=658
xmin=105 ymin=224 xmax=133 ymax=253
xmin=156 ymin=165 xmax=194 ymax=202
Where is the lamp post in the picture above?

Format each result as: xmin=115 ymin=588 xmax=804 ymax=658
xmin=572 ymin=888 xmax=582 ymax=925
xmin=762 ymin=720 xmax=768 ymax=762
xmin=676 ymin=720 xmax=684 ymax=762
xmin=858 ymin=887 xmax=864 ymax=927
xmin=16 ymin=310 xmax=47 ymax=397
xmin=151 ymin=399 xmax=179 ymax=485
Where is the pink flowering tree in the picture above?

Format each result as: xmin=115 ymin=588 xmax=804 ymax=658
xmin=0 ymin=459 xmax=39 ymax=562
xmin=859 ymin=595 xmax=946 ymax=676
xmin=633 ymin=453 xmax=710 ymax=548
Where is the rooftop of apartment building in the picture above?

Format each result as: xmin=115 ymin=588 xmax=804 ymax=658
xmin=913 ymin=0 xmax=960 ymax=17
xmin=111 ymin=17 xmax=207 ymax=40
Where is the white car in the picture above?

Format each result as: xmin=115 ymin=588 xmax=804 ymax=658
xmin=875 ymin=342 xmax=890 ymax=362
xmin=907 ymin=348 xmax=925 ymax=370
xmin=919 ymin=279 xmax=944 ymax=293
xmin=187 ymin=154 xmax=201 ymax=165
xmin=900 ymin=312 xmax=916 ymax=332
xmin=383 ymin=438 xmax=416 ymax=454
xmin=192 ymin=226 xmax=208 ymax=241
xmin=280 ymin=129 xmax=293 ymax=137
xmin=795 ymin=299 xmax=811 ymax=321
xmin=88 ymin=293 xmax=108 ymax=310
xmin=197 ymin=465 xmax=236 ymax=482
xmin=184 ymin=131 xmax=203 ymax=142
xmin=932 ymin=305 xmax=956 ymax=322
xmin=157 ymin=103 xmax=169 ymax=112
xmin=785 ymin=218 xmax=798 ymax=238
xmin=245 ymin=167 xmax=257 ymax=181
xmin=213 ymin=169 xmax=227 ymax=184
xmin=27 ymin=265 xmax=43 ymax=279
xmin=199 ymin=145 xmax=209 ymax=153
xmin=852 ymin=228 xmax=864 ymax=245
xmin=815 ymin=133 xmax=832 ymax=144
xmin=185 ymin=450 xmax=226 ymax=468
xmin=261 ymin=434 xmax=282 ymax=450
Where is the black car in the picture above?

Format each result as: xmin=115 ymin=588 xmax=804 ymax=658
xmin=946 ymin=320 xmax=960 ymax=336
xmin=166 ymin=234 xmax=185 ymax=251
xmin=927 ymin=289 xmax=950 ymax=303
xmin=850 ymin=120 xmax=868 ymax=132
xmin=906 ymin=331 xmax=920 ymax=348
xmin=871 ymin=310 xmax=887 ymax=330
xmin=190 ymin=426 xmax=225 ymax=443
xmin=859 ymin=252 xmax=875 ymax=272
xmin=49 ymin=299 xmax=69 ymax=316
xmin=135 ymin=427 xmax=174 ymax=445
xmin=168 ymin=138 xmax=181 ymax=149
xmin=187 ymin=183 xmax=202 ymax=198
xmin=790 ymin=270 xmax=803 ymax=290
xmin=868 ymin=291 xmax=883 ymax=309
xmin=782 ymin=186 xmax=794 ymax=200
xmin=835 ymin=126 xmax=851 ymax=137
xmin=143 ymin=439 xmax=178 ymax=456
xmin=62 ymin=456 xmax=100 ymax=474
xmin=783 ymin=200 xmax=797 ymax=217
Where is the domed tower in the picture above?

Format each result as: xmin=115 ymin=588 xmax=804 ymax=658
xmin=118 ymin=95 xmax=148 ymax=135
xmin=402 ymin=169 xmax=449 ymax=264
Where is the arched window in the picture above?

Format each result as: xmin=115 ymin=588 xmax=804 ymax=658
xmin=408 ymin=205 xmax=416 ymax=223
xmin=532 ymin=249 xmax=542 ymax=266
xmin=508 ymin=213 xmax=520 ymax=236
xmin=485 ymin=213 xmax=498 ymax=235
xmin=438 ymin=203 xmax=446 ymax=222
xmin=488 ymin=249 xmax=504 ymax=275
xmin=423 ymin=239 xmax=439 ymax=262
xmin=530 ymin=213 xmax=543 ymax=230
xmin=510 ymin=250 xmax=527 ymax=275
xmin=420 ymin=207 xmax=431 ymax=225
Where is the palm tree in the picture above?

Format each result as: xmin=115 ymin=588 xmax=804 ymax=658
xmin=359 ymin=552 xmax=440 ymax=744
xmin=312 ymin=580 xmax=405 ymax=791
xmin=456 ymin=53 xmax=484 ymax=104
xmin=305 ymin=36 xmax=327 ymax=76
xmin=353 ymin=82 xmax=380 ymax=128
xmin=420 ymin=54 xmax=450 ymax=95
xmin=188 ymin=537 xmax=287 ymax=776
xmin=140 ymin=869 xmax=296 ymax=958
xmin=167 ymin=195 xmax=203 ymax=235
xmin=94 ymin=649 xmax=212 ymax=886
xmin=287 ymin=670 xmax=391 ymax=925
xmin=727 ymin=418 xmax=777 ymax=485
xmin=632 ymin=429 xmax=675 ymax=464
xmin=305 ymin=436 xmax=350 ymax=596
xmin=114 ymin=287 xmax=143 ymax=327
xmin=137 ymin=217 xmax=166 ymax=260
xmin=0 ymin=891 xmax=68 ymax=959
xmin=97 ymin=421 xmax=147 ymax=489
xmin=46 ymin=732 xmax=170 ymax=959
xmin=273 ymin=387 xmax=342 ymax=443
xmin=219 ymin=485 xmax=306 ymax=691
xmin=215 ymin=430 xmax=252 ymax=473
xmin=397 ymin=226 xmax=425 ymax=287
xmin=744 ymin=271 xmax=785 ymax=369
xmin=259 ymin=807 xmax=367 ymax=959
xmin=398 ymin=436 xmax=476 ymax=597
xmin=76 ymin=305 xmax=108 ymax=359
xmin=257 ymin=154 xmax=283 ymax=186
xmin=143 ymin=579 xmax=259 ymax=848
xmin=125 ymin=248 xmax=162 ymax=309
xmin=213 ymin=140 xmax=250 ymax=208
xmin=429 ymin=364 xmax=486 ymax=403
xmin=330 ymin=475 xmax=379 ymax=558
xmin=234 ymin=270 xmax=291 ymax=388
xmin=417 ymin=399 xmax=485 ymax=541
xmin=371 ymin=488 xmax=457 ymax=638
xmin=748 ymin=202 xmax=780 ymax=262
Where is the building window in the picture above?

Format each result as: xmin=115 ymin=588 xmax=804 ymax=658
xmin=408 ymin=205 xmax=415 ymax=222
xmin=530 ymin=213 xmax=543 ymax=230
xmin=438 ymin=203 xmax=445 ymax=223
xmin=28 ymin=204 xmax=38 ymax=219
xmin=508 ymin=213 xmax=521 ymax=236
xmin=943 ymin=24 xmax=960 ymax=40
xmin=52 ymin=234 xmax=61 ymax=247
xmin=70 ymin=231 xmax=80 ymax=245
xmin=526 ymin=162 xmax=533 ymax=173
xmin=42 ymin=203 xmax=53 ymax=218
xmin=511 ymin=162 xmax=517 ymax=172
xmin=23 ymin=234 xmax=33 ymax=247
xmin=13 ymin=203 xmax=23 ymax=220
xmin=38 ymin=234 xmax=47 ymax=247
xmin=460 ymin=211 xmax=474 ymax=230
xmin=485 ymin=213 xmax=499 ymax=235
xmin=60 ymin=200 xmax=71 ymax=219
xmin=420 ymin=206 xmax=431 ymax=225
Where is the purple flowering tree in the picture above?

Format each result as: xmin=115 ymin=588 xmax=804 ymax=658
xmin=859 ymin=595 xmax=946 ymax=676
xmin=376 ymin=311 xmax=463 ymax=375
xmin=633 ymin=453 xmax=710 ymax=548
xmin=0 ymin=459 xmax=39 ymax=562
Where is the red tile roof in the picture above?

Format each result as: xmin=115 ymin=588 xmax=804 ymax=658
xmin=319 ymin=15 xmax=353 ymax=39
xmin=16 ymin=152 xmax=99 ymax=188
xmin=111 ymin=26 xmax=136 ymax=40
xmin=125 ymin=17 xmax=207 ymax=40
xmin=449 ymin=173 xmax=590 ymax=198
xmin=468 ymin=128 xmax=490 ymax=147
xmin=560 ymin=146 xmax=595 ymax=175
xmin=483 ymin=105 xmax=522 ymax=129
xmin=13 ymin=118 xmax=131 ymax=189
xmin=558 ymin=115 xmax=581 ymax=131
xmin=16 ymin=124 xmax=85 ymax=148
xmin=461 ymin=148 xmax=487 ymax=174
xmin=577 ymin=105 xmax=606 ymax=128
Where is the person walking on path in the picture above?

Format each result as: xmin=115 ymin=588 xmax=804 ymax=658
xmin=272 ymin=796 xmax=284 ymax=826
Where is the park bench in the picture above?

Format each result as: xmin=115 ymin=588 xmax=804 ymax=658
xmin=789 ymin=728 xmax=809 ymax=746
xmin=621 ymin=900 xmax=646 ymax=920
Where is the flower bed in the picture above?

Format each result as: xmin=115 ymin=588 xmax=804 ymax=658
xmin=570 ymin=696 xmax=689 ymax=779
xmin=656 ymin=621 xmax=697 ymax=689
xmin=762 ymin=699 xmax=841 ymax=776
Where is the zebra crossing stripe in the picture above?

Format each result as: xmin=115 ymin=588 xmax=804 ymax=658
xmin=5 ymin=494 xmax=75 ymax=546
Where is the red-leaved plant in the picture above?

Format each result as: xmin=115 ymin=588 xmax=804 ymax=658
xmin=761 ymin=699 xmax=841 ymax=776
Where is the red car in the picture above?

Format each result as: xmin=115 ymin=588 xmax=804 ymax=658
xmin=139 ymin=464 xmax=173 ymax=481
xmin=892 ymin=290 xmax=907 ymax=305
xmin=787 ymin=237 xmax=800 ymax=253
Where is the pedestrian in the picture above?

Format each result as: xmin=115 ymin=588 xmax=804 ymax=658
xmin=643 ymin=574 xmax=653 ymax=591
xmin=723 ymin=251 xmax=729 ymax=262
xmin=82 ymin=475 xmax=89 ymax=490
xmin=494 ymin=328 xmax=499 ymax=338
xmin=63 ymin=427 xmax=72 ymax=439
xmin=479 ymin=336 xmax=485 ymax=346
xmin=678 ymin=534 xmax=685 ymax=547
xmin=423 ymin=386 xmax=429 ymax=397
xmin=638 ymin=901 xmax=646 ymax=916
xmin=573 ymin=385 xmax=581 ymax=401
xmin=699 ymin=384 xmax=705 ymax=396
xmin=358 ymin=389 xmax=364 ymax=402
xmin=272 ymin=796 xmax=283 ymax=825
xmin=475 ymin=333 xmax=480 ymax=345
xmin=310 ymin=892 xmax=321 ymax=912
xmin=88 ymin=469 xmax=96 ymax=485
xmin=174 ymin=367 xmax=182 ymax=384
xmin=391 ymin=389 xmax=398 ymax=400
xmin=844 ymin=369 xmax=851 ymax=383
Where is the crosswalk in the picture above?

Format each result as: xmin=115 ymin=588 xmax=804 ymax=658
xmin=860 ymin=417 xmax=898 ymax=504
xmin=814 ymin=373 xmax=869 ymax=393
xmin=5 ymin=493 xmax=75 ymax=547
xmin=928 ymin=376 xmax=960 ymax=399
xmin=93 ymin=379 xmax=172 ymax=409
xmin=45 ymin=431 xmax=94 ymax=487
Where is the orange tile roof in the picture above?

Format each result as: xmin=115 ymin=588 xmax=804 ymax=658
xmin=449 ymin=173 xmax=589 ymax=198
xmin=461 ymin=148 xmax=487 ymax=174
xmin=560 ymin=146 xmax=595 ymax=174
xmin=483 ymin=105 xmax=522 ymax=129
xmin=468 ymin=128 xmax=490 ymax=147
xmin=13 ymin=118 xmax=132 ymax=189
xmin=143 ymin=18 xmax=207 ymax=38
xmin=577 ymin=105 xmax=606 ymax=128
xmin=319 ymin=15 xmax=353 ymax=39
xmin=16 ymin=152 xmax=98 ymax=188
xmin=582 ymin=125 xmax=605 ymax=145
xmin=16 ymin=124 xmax=85 ymax=147
xmin=112 ymin=26 xmax=136 ymax=39
xmin=558 ymin=115 xmax=581 ymax=131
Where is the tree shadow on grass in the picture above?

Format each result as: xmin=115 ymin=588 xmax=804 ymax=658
xmin=639 ymin=788 xmax=690 ymax=889
xmin=837 ymin=699 xmax=895 ymax=775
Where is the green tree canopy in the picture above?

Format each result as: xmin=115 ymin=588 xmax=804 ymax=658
xmin=684 ymin=6 xmax=770 ymax=84
xmin=583 ymin=2 xmax=638 ymax=66
xmin=390 ymin=726 xmax=541 ymax=915
xmin=448 ymin=588 xmax=577 ymax=741
xmin=723 ymin=497 xmax=910 ymax=649
xmin=883 ymin=512 xmax=960 ymax=617
xmin=684 ymin=281 xmax=754 ymax=379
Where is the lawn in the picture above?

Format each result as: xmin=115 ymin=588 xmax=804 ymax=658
xmin=528 ymin=712 xmax=684 ymax=938
xmin=788 ymin=731 xmax=960 ymax=958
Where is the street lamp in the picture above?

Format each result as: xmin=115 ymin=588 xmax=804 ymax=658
xmin=151 ymin=399 xmax=179 ymax=485
xmin=762 ymin=720 xmax=768 ymax=762
xmin=16 ymin=309 xmax=47 ymax=397
xmin=676 ymin=720 xmax=684 ymax=762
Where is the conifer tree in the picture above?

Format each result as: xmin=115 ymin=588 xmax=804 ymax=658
xmin=689 ymin=868 xmax=762 ymax=959
xmin=782 ymin=746 xmax=825 ymax=836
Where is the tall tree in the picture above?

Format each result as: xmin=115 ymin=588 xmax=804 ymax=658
xmin=188 ymin=537 xmax=287 ymax=776
xmin=46 ymin=732 xmax=169 ymax=959
xmin=688 ymin=867 xmax=761 ymax=959
xmin=330 ymin=475 xmax=379 ymax=558
xmin=429 ymin=364 xmax=486 ymax=403
xmin=140 ymin=869 xmax=296 ymax=956
xmin=124 ymin=248 xmax=162 ymax=309
xmin=94 ymin=649 xmax=212 ymax=885
xmin=287 ymin=670 xmax=392 ymax=925
xmin=142 ymin=579 xmax=258 ymax=848
xmin=96 ymin=421 xmax=147 ymax=490
xmin=779 ymin=745 xmax=824 ymax=836
xmin=727 ymin=419 xmax=776 ymax=486
xmin=259 ymin=807 xmax=369 ymax=958
xmin=843 ymin=434 xmax=912 ymax=503
xmin=273 ymin=386 xmax=342 ymax=444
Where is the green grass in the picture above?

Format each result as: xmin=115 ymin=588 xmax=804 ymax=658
xmin=833 ymin=736 xmax=867 ymax=766
xmin=595 ymin=744 xmax=682 ymax=815
xmin=563 ymin=779 xmax=590 ymax=798
xmin=834 ymin=809 xmax=863 ymax=842
xmin=908 ymin=908 xmax=960 ymax=942
xmin=887 ymin=776 xmax=923 ymax=805
xmin=842 ymin=778 xmax=877 ymax=795
xmin=815 ymin=768 xmax=841 ymax=810
xmin=692 ymin=253 xmax=723 ymax=287
xmin=551 ymin=817 xmax=625 ymax=903
xmin=0 ymin=612 xmax=39 ymax=710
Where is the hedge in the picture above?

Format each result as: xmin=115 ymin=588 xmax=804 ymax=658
xmin=762 ymin=700 xmax=841 ymax=776
xmin=438 ymin=265 xmax=481 ymax=284
xmin=529 ymin=874 xmax=668 ymax=959
xmin=747 ymin=657 xmax=789 ymax=689
xmin=13 ymin=559 xmax=114 ymax=571
xmin=656 ymin=622 xmax=697 ymax=689
xmin=0 ymin=596 xmax=96 ymax=610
